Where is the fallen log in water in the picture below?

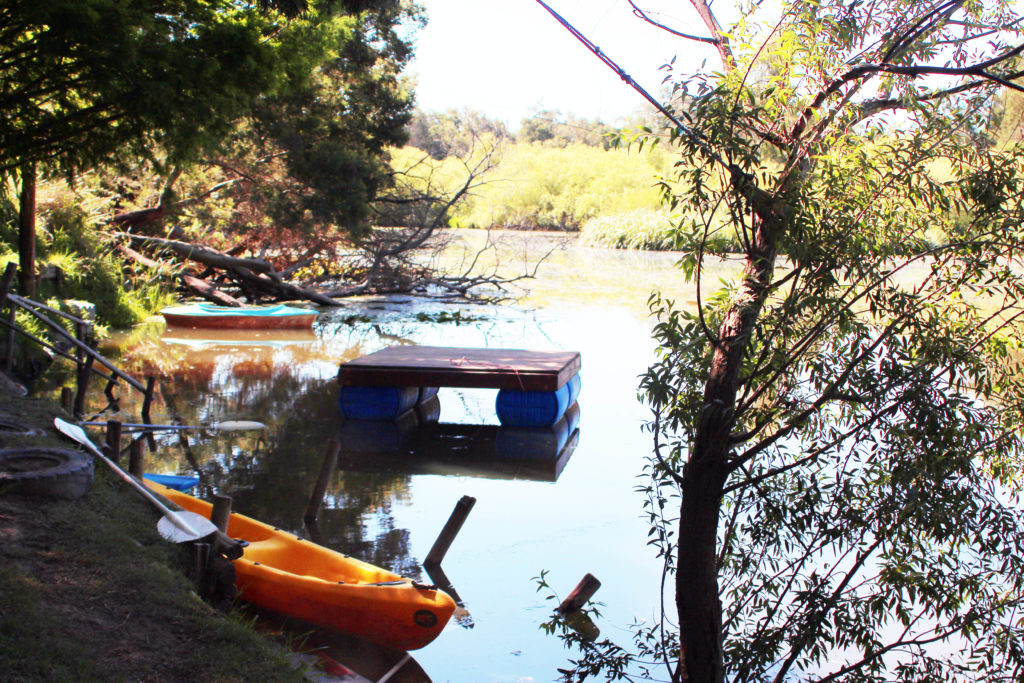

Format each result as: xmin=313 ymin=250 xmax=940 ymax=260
xmin=115 ymin=232 xmax=339 ymax=306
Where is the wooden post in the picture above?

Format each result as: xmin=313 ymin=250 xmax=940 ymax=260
xmin=73 ymin=355 xmax=94 ymax=417
xmin=128 ymin=438 xmax=144 ymax=478
xmin=3 ymin=306 xmax=14 ymax=374
xmin=424 ymin=495 xmax=476 ymax=566
xmin=211 ymin=531 xmax=246 ymax=561
xmin=60 ymin=387 xmax=74 ymax=413
xmin=0 ymin=262 xmax=16 ymax=373
xmin=210 ymin=495 xmax=232 ymax=534
xmin=17 ymin=162 xmax=36 ymax=299
xmin=205 ymin=554 xmax=238 ymax=612
xmin=303 ymin=439 xmax=340 ymax=523
xmin=75 ymin=320 xmax=90 ymax=349
xmin=557 ymin=573 xmax=602 ymax=615
xmin=104 ymin=420 xmax=122 ymax=464
xmin=0 ymin=262 xmax=16 ymax=298
xmin=192 ymin=542 xmax=211 ymax=594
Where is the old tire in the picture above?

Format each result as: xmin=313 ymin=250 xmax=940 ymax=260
xmin=0 ymin=447 xmax=94 ymax=499
xmin=0 ymin=418 xmax=46 ymax=437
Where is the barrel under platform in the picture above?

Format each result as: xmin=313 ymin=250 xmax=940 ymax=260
xmin=337 ymin=346 xmax=582 ymax=427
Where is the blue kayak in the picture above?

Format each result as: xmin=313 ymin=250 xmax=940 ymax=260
xmin=143 ymin=473 xmax=200 ymax=491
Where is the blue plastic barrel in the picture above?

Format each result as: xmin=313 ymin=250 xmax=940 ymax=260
xmin=495 ymin=373 xmax=581 ymax=427
xmin=339 ymin=385 xmax=420 ymax=420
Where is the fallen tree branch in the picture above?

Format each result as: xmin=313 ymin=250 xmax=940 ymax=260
xmin=120 ymin=245 xmax=244 ymax=306
xmin=115 ymin=232 xmax=340 ymax=307
xmin=118 ymin=233 xmax=279 ymax=276
xmin=179 ymin=271 xmax=244 ymax=306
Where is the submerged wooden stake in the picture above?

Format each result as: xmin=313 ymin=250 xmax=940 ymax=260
xmin=424 ymin=495 xmax=476 ymax=566
xmin=303 ymin=439 xmax=339 ymax=523
xmin=557 ymin=573 xmax=602 ymax=615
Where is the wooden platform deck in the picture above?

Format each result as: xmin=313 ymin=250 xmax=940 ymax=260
xmin=336 ymin=346 xmax=581 ymax=392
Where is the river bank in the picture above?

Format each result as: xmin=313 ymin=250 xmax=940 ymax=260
xmin=0 ymin=389 xmax=306 ymax=682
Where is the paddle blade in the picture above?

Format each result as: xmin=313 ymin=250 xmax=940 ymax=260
xmin=156 ymin=510 xmax=218 ymax=543
xmin=213 ymin=420 xmax=265 ymax=432
xmin=53 ymin=417 xmax=101 ymax=455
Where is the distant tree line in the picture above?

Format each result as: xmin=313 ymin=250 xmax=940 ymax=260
xmin=405 ymin=105 xmax=663 ymax=158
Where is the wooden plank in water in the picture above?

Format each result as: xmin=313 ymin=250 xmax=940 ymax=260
xmin=337 ymin=346 xmax=581 ymax=392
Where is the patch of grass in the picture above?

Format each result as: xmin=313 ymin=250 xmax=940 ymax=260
xmin=579 ymin=209 xmax=682 ymax=250
xmin=0 ymin=394 xmax=304 ymax=683
xmin=415 ymin=310 xmax=481 ymax=324
xmin=0 ymin=564 xmax=105 ymax=681
xmin=337 ymin=314 xmax=373 ymax=325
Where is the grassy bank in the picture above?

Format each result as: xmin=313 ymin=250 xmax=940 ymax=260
xmin=0 ymin=393 xmax=304 ymax=683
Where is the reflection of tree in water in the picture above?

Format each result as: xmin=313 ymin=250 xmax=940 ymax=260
xmin=132 ymin=358 xmax=422 ymax=579
xmin=106 ymin=326 xmax=438 ymax=578
xmin=221 ymin=380 xmax=422 ymax=579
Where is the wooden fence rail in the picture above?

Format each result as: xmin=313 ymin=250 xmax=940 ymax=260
xmin=0 ymin=262 xmax=156 ymax=417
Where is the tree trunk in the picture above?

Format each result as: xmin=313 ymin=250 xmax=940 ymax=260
xmin=677 ymin=454 xmax=730 ymax=682
xmin=676 ymin=209 xmax=778 ymax=681
xmin=17 ymin=162 xmax=36 ymax=298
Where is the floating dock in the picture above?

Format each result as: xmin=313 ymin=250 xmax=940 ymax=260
xmin=337 ymin=346 xmax=581 ymax=427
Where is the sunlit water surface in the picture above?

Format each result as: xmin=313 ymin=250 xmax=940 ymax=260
xmin=88 ymin=232 xmax=736 ymax=682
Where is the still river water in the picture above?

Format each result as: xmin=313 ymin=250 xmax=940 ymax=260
xmin=94 ymin=231 xmax=738 ymax=682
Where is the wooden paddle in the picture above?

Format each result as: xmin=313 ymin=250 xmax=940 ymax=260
xmin=54 ymin=418 xmax=218 ymax=543
xmin=80 ymin=420 xmax=265 ymax=433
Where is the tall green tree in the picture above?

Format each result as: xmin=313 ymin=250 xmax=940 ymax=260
xmin=545 ymin=0 xmax=1024 ymax=681
xmin=1 ymin=0 xmax=417 ymax=291
xmin=2 ymin=0 xmax=292 ymax=175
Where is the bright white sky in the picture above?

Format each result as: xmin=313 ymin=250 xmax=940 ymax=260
xmin=407 ymin=0 xmax=729 ymax=126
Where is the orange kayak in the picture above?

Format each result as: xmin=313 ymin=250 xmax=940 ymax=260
xmin=148 ymin=481 xmax=456 ymax=650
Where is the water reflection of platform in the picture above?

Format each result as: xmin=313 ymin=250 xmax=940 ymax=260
xmin=160 ymin=327 xmax=317 ymax=348
xmin=337 ymin=402 xmax=581 ymax=482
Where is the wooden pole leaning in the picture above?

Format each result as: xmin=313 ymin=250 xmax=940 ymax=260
xmin=424 ymin=495 xmax=476 ymax=567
